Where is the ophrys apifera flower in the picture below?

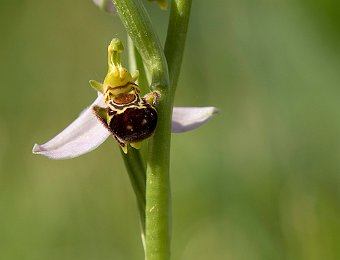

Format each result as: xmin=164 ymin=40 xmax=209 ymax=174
xmin=32 ymin=39 xmax=218 ymax=159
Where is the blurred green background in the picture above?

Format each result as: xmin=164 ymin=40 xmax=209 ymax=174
xmin=1 ymin=0 xmax=340 ymax=259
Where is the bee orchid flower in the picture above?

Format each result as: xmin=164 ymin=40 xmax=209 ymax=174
xmin=32 ymin=93 xmax=217 ymax=159
xmin=32 ymin=38 xmax=218 ymax=160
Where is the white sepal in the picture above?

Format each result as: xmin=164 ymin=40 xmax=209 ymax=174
xmin=33 ymin=93 xmax=218 ymax=159
xmin=32 ymin=93 xmax=110 ymax=159
xmin=171 ymin=106 xmax=219 ymax=133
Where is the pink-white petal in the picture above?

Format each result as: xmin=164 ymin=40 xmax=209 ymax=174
xmin=32 ymin=93 xmax=110 ymax=159
xmin=171 ymin=106 xmax=219 ymax=133
xmin=93 ymin=0 xmax=116 ymax=14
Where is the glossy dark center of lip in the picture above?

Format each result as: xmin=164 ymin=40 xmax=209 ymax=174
xmin=109 ymin=106 xmax=158 ymax=142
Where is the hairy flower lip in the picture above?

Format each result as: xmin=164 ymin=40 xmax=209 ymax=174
xmin=33 ymin=94 xmax=218 ymax=160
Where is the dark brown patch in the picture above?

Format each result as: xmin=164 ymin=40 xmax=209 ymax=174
xmin=107 ymin=107 xmax=117 ymax=116
xmin=109 ymin=105 xmax=157 ymax=142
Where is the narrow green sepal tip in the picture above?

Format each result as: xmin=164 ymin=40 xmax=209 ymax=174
xmin=89 ymin=80 xmax=104 ymax=93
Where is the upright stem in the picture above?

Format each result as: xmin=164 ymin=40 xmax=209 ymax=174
xmin=113 ymin=0 xmax=169 ymax=88
xmin=121 ymin=149 xmax=146 ymax=234
xmin=165 ymin=0 xmax=192 ymax=96
xmin=113 ymin=1 xmax=171 ymax=259
xmin=114 ymin=0 xmax=192 ymax=259
xmin=146 ymin=2 xmax=193 ymax=258
xmin=128 ymin=36 xmax=150 ymax=93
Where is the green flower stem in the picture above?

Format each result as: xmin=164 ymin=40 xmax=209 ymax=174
xmin=128 ymin=36 xmax=149 ymax=93
xmin=121 ymin=148 xmax=146 ymax=230
xmin=125 ymin=36 xmax=149 ymax=252
xmin=145 ymin=100 xmax=172 ymax=260
xmin=127 ymin=31 xmax=172 ymax=260
xmin=164 ymin=0 xmax=192 ymax=96
xmin=113 ymin=1 xmax=171 ymax=259
xmin=113 ymin=0 xmax=169 ymax=88
xmin=143 ymin=2 xmax=192 ymax=258
xmin=121 ymin=148 xmax=147 ymax=251
xmin=114 ymin=0 xmax=192 ymax=259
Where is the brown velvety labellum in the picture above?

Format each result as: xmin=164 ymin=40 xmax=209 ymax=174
xmin=109 ymin=105 xmax=157 ymax=142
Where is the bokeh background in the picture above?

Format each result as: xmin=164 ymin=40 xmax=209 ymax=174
xmin=1 ymin=0 xmax=340 ymax=259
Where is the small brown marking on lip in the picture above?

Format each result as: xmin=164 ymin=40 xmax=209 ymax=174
xmin=114 ymin=93 xmax=136 ymax=104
